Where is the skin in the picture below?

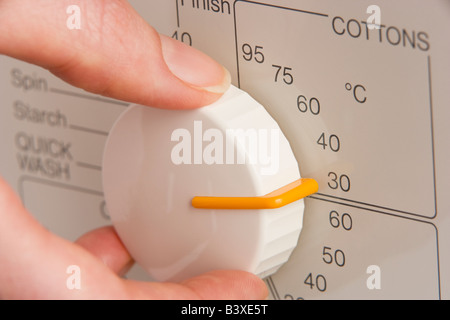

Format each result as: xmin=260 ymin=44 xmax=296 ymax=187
xmin=0 ymin=0 xmax=268 ymax=300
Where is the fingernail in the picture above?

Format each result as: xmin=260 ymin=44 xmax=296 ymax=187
xmin=160 ymin=35 xmax=231 ymax=94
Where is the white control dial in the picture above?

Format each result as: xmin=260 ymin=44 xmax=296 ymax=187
xmin=102 ymin=86 xmax=317 ymax=282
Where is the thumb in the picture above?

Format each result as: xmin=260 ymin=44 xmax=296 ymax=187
xmin=0 ymin=0 xmax=230 ymax=109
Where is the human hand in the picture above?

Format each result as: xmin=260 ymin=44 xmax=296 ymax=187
xmin=0 ymin=0 xmax=268 ymax=300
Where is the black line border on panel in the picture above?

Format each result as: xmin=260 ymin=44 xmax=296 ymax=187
xmin=233 ymin=1 xmax=441 ymax=299
xmin=18 ymin=175 xmax=104 ymax=204
xmin=265 ymin=276 xmax=281 ymax=300
xmin=76 ymin=162 xmax=102 ymax=171
xmin=314 ymin=192 xmax=432 ymax=220
xmin=307 ymin=195 xmax=441 ymax=300
xmin=49 ymin=88 xmax=128 ymax=107
xmin=176 ymin=0 xmax=181 ymax=28
xmin=427 ymin=55 xmax=438 ymax=220
xmin=233 ymin=2 xmax=438 ymax=221
xmin=69 ymin=124 xmax=109 ymax=136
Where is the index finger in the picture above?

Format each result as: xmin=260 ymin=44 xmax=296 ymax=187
xmin=0 ymin=0 xmax=230 ymax=109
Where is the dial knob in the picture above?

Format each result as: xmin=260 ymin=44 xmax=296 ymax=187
xmin=102 ymin=86 xmax=317 ymax=282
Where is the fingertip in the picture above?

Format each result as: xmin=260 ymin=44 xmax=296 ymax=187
xmin=0 ymin=175 xmax=47 ymax=238
xmin=75 ymin=226 xmax=134 ymax=276
xmin=159 ymin=35 xmax=231 ymax=96
xmin=181 ymin=270 xmax=269 ymax=300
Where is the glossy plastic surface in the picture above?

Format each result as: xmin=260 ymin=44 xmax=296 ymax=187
xmin=102 ymin=86 xmax=304 ymax=281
